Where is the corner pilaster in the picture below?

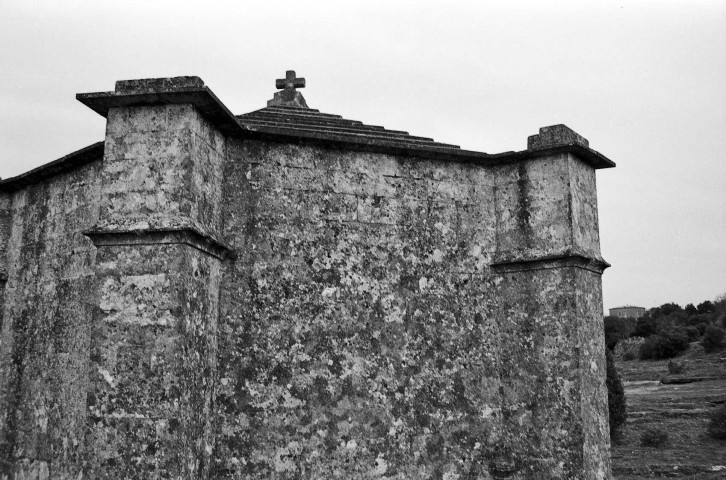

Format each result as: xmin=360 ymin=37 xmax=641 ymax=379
xmin=77 ymin=77 xmax=232 ymax=478
xmin=489 ymin=125 xmax=611 ymax=479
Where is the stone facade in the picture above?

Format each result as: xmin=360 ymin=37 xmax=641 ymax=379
xmin=608 ymin=306 xmax=645 ymax=319
xmin=0 ymin=75 xmax=614 ymax=479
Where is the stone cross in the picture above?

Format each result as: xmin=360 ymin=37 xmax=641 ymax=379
xmin=268 ymin=70 xmax=308 ymax=108
xmin=276 ymin=70 xmax=305 ymax=91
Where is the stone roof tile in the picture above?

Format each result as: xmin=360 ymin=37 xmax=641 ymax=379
xmin=237 ymin=105 xmax=461 ymax=151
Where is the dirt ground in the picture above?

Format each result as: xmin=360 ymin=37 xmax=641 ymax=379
xmin=611 ymin=343 xmax=726 ymax=479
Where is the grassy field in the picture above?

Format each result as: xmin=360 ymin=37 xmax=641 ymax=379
xmin=611 ymin=343 xmax=726 ymax=479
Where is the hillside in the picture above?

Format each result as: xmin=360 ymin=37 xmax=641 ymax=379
xmin=612 ymin=343 xmax=726 ymax=479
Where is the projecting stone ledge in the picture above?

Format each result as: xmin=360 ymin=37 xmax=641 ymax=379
xmin=76 ymin=76 xmax=244 ymax=137
xmin=115 ymin=76 xmax=205 ymax=94
xmin=528 ymin=124 xmax=590 ymax=150
xmin=83 ymin=227 xmax=236 ymax=261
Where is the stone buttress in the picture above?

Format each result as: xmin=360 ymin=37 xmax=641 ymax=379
xmin=79 ymin=78 xmax=231 ymax=478
xmin=489 ymin=127 xmax=610 ymax=478
xmin=0 ymin=74 xmax=615 ymax=479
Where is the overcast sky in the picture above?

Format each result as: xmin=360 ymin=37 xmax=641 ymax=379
xmin=1 ymin=1 xmax=724 ymax=312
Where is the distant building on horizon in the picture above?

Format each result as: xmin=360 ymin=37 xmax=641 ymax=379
xmin=609 ymin=305 xmax=646 ymax=319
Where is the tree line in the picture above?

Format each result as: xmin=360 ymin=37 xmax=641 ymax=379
xmin=605 ymin=295 xmax=726 ymax=360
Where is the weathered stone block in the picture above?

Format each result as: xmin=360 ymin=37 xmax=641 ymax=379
xmin=115 ymin=76 xmax=204 ymax=94
xmin=527 ymin=124 xmax=590 ymax=150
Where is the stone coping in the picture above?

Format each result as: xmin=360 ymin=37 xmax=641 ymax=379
xmin=0 ymin=142 xmax=104 ymax=192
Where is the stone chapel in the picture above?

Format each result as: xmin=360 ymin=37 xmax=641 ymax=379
xmin=0 ymin=72 xmax=615 ymax=479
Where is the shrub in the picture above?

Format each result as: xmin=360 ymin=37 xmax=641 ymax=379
xmin=604 ymin=316 xmax=631 ymax=350
xmin=650 ymin=303 xmax=682 ymax=319
xmin=615 ymin=337 xmax=644 ymax=359
xmin=697 ymin=300 xmax=714 ymax=315
xmin=640 ymin=428 xmax=668 ymax=447
xmin=697 ymin=322 xmax=708 ymax=336
xmin=685 ymin=326 xmax=700 ymax=340
xmin=639 ymin=335 xmax=659 ymax=359
xmin=667 ymin=359 xmax=685 ymax=374
xmin=639 ymin=328 xmax=690 ymax=360
xmin=678 ymin=313 xmax=713 ymax=335
xmin=632 ymin=316 xmax=657 ymax=338
xmin=622 ymin=350 xmax=637 ymax=361
xmin=701 ymin=325 xmax=725 ymax=353
xmin=707 ymin=404 xmax=726 ymax=440
xmin=663 ymin=327 xmax=690 ymax=352
xmin=606 ymin=349 xmax=627 ymax=438
xmin=680 ymin=313 xmax=712 ymax=327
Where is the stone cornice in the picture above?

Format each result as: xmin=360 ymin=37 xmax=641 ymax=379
xmin=77 ymin=86 xmax=244 ymax=138
xmin=83 ymin=227 xmax=235 ymax=261
xmin=490 ymin=253 xmax=610 ymax=274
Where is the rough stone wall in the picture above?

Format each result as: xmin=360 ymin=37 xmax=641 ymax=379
xmin=493 ymin=154 xmax=603 ymax=264
xmin=492 ymin=264 xmax=609 ymax=479
xmin=215 ymin=140 xmax=494 ymax=478
xmin=86 ymin=244 xmax=220 ymax=479
xmin=568 ymin=156 xmax=601 ymax=258
xmin=213 ymin=140 xmax=609 ymax=479
xmin=575 ymin=268 xmax=610 ymax=479
xmin=0 ymin=162 xmax=102 ymax=479
xmin=98 ymin=104 xmax=224 ymax=234
xmin=0 ymin=191 xmax=11 ymax=478
xmin=0 ymin=190 xmax=10 ymax=333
